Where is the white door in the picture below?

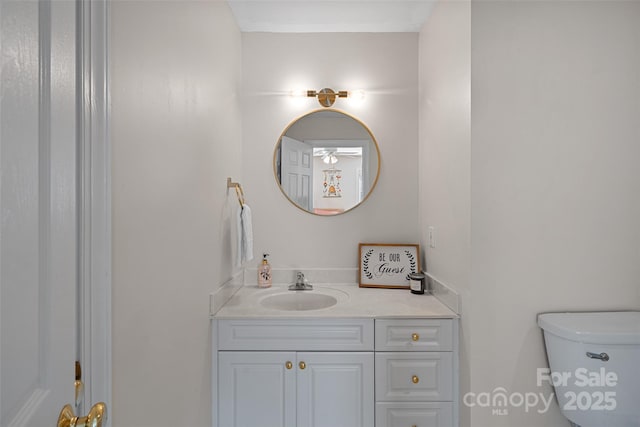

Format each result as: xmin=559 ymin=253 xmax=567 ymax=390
xmin=218 ymin=352 xmax=296 ymax=427
xmin=297 ymin=352 xmax=374 ymax=427
xmin=280 ymin=136 xmax=313 ymax=211
xmin=0 ymin=0 xmax=83 ymax=425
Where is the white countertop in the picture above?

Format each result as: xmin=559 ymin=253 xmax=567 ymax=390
xmin=212 ymin=283 xmax=458 ymax=319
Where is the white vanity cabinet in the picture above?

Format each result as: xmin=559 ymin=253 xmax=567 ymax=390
xmin=212 ymin=317 xmax=458 ymax=427
xmin=214 ymin=319 xmax=375 ymax=427
xmin=218 ymin=351 xmax=374 ymax=427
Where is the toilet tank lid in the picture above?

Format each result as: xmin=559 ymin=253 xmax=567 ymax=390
xmin=537 ymin=311 xmax=640 ymax=345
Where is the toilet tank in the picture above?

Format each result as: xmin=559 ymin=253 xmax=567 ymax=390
xmin=538 ymin=311 xmax=640 ymax=427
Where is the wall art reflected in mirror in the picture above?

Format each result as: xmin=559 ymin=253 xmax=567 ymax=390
xmin=274 ymin=109 xmax=380 ymax=215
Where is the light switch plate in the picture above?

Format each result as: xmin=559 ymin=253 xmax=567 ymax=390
xmin=428 ymin=226 xmax=436 ymax=248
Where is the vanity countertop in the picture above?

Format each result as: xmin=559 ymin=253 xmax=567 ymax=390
xmin=211 ymin=283 xmax=458 ymax=319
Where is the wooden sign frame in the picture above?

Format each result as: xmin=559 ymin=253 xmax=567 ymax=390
xmin=358 ymin=243 xmax=420 ymax=289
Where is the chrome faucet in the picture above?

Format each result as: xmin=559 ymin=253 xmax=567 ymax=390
xmin=289 ymin=271 xmax=313 ymax=291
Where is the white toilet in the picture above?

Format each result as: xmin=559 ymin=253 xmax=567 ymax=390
xmin=538 ymin=311 xmax=640 ymax=427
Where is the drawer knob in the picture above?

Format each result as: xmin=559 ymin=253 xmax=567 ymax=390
xmin=412 ymin=375 xmax=419 ymax=384
xmin=411 ymin=333 xmax=420 ymax=342
xmin=285 ymin=361 xmax=293 ymax=370
xmin=299 ymin=361 xmax=306 ymax=370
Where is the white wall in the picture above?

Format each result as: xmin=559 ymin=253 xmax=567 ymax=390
xmin=109 ymin=2 xmax=640 ymax=426
xmin=418 ymin=1 xmax=471 ymax=425
xmin=110 ymin=2 xmax=242 ymax=426
xmin=420 ymin=1 xmax=640 ymax=426
xmin=242 ymin=33 xmax=419 ymax=268
xmin=470 ymin=2 xmax=640 ymax=425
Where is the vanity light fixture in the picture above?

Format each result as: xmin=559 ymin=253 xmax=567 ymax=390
xmin=305 ymin=88 xmax=351 ymax=107
xmin=307 ymin=88 xmax=347 ymax=107
xmin=290 ymin=88 xmax=366 ymax=107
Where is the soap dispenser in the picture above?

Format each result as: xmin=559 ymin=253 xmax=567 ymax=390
xmin=258 ymin=253 xmax=272 ymax=288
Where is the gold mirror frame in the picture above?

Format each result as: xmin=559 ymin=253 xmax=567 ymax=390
xmin=273 ymin=109 xmax=381 ymax=216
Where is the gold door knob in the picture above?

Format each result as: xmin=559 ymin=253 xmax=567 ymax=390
xmin=285 ymin=361 xmax=293 ymax=370
xmin=412 ymin=333 xmax=420 ymax=342
xmin=58 ymin=402 xmax=107 ymax=427
xmin=299 ymin=361 xmax=306 ymax=370
xmin=412 ymin=375 xmax=420 ymax=384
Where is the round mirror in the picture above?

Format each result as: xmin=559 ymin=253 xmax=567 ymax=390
xmin=274 ymin=109 xmax=380 ymax=215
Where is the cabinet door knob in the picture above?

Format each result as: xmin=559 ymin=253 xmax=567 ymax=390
xmin=285 ymin=361 xmax=293 ymax=370
xmin=412 ymin=375 xmax=419 ymax=384
xmin=299 ymin=361 xmax=306 ymax=370
xmin=411 ymin=333 xmax=420 ymax=342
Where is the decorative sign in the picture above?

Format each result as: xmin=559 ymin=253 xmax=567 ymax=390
xmin=358 ymin=243 xmax=421 ymax=289
xmin=322 ymin=169 xmax=342 ymax=198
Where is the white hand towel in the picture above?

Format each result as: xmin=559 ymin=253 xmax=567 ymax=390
xmin=236 ymin=204 xmax=254 ymax=267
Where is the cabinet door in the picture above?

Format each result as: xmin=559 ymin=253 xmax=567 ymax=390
xmin=218 ymin=351 xmax=296 ymax=427
xmin=297 ymin=352 xmax=374 ymax=427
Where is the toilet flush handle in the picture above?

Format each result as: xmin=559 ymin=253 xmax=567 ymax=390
xmin=586 ymin=352 xmax=609 ymax=362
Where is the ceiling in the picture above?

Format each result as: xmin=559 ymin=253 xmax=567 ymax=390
xmin=226 ymin=0 xmax=435 ymax=33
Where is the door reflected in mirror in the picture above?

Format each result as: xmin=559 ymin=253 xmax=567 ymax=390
xmin=274 ymin=109 xmax=380 ymax=215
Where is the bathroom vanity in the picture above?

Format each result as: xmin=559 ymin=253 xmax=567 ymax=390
xmin=211 ymin=282 xmax=459 ymax=427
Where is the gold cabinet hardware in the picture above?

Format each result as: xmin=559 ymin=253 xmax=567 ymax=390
xmin=412 ymin=375 xmax=420 ymax=384
xmin=411 ymin=333 xmax=420 ymax=342
xmin=285 ymin=361 xmax=293 ymax=370
xmin=299 ymin=361 xmax=306 ymax=370
xmin=58 ymin=402 xmax=107 ymax=427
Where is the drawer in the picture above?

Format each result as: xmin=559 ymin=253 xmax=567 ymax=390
xmin=375 ymin=353 xmax=453 ymax=401
xmin=375 ymin=319 xmax=453 ymax=352
xmin=217 ymin=318 xmax=374 ymax=351
xmin=376 ymin=402 xmax=453 ymax=427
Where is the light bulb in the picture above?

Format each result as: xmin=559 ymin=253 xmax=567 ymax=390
xmin=289 ymin=89 xmax=306 ymax=98
xmin=348 ymin=89 xmax=365 ymax=101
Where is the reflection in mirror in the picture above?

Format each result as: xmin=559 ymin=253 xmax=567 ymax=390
xmin=274 ymin=110 xmax=380 ymax=215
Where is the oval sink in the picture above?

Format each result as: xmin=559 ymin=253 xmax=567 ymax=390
xmin=260 ymin=292 xmax=338 ymax=311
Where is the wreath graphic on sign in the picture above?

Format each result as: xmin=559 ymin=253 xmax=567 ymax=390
xmin=405 ymin=250 xmax=417 ymax=280
xmin=362 ymin=249 xmax=374 ymax=280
